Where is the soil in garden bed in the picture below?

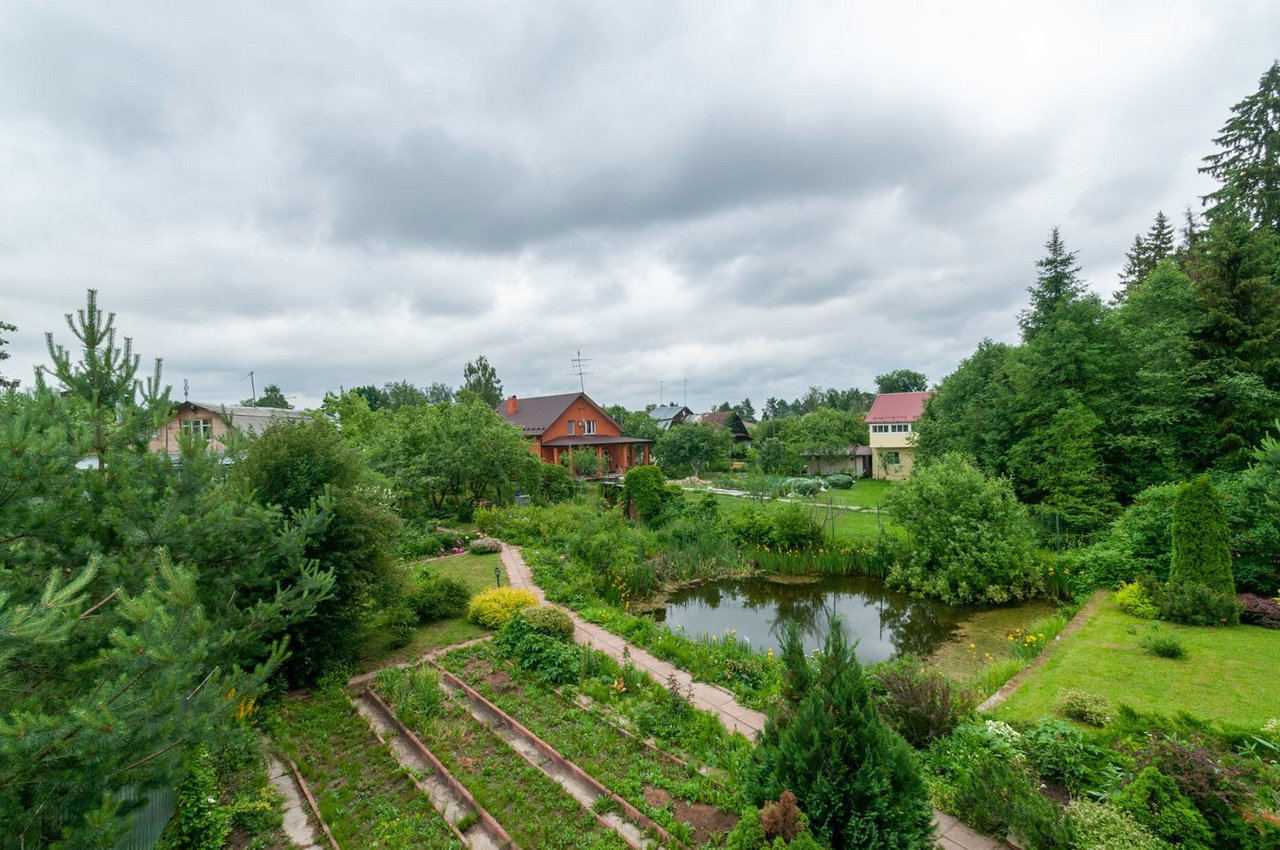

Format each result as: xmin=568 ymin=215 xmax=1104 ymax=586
xmin=383 ymin=686 xmax=631 ymax=850
xmin=441 ymin=644 xmax=743 ymax=844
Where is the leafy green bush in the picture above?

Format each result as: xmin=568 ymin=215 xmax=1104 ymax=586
xmin=1115 ymin=581 xmax=1159 ymax=619
xmin=622 ymin=464 xmax=667 ymax=522
xmin=952 ymin=751 xmax=1076 ymax=850
xmin=398 ymin=526 xmax=446 ymax=558
xmin=385 ymin=604 xmax=417 ymax=647
xmin=468 ymin=587 xmax=538 ymax=629
xmin=1066 ymin=799 xmax=1175 ymax=850
xmin=468 ymin=536 xmax=501 ymax=554
xmin=1113 ymin=767 xmax=1214 ymax=850
xmin=870 ymin=655 xmax=972 ymax=748
xmin=770 ymin=502 xmax=823 ymax=550
xmin=516 ymin=605 xmax=575 ymax=641
xmin=1054 ymin=688 xmax=1111 ymax=726
xmin=1017 ymin=719 xmax=1107 ymax=793
xmin=885 ymin=453 xmax=1042 ymax=604
xmin=495 ymin=613 xmax=581 ymax=684
xmin=825 ymin=474 xmax=854 ymax=489
xmin=727 ymin=505 xmax=775 ymax=547
xmin=1138 ymin=629 xmax=1186 ymax=660
xmin=158 ymin=746 xmax=231 ymax=850
xmin=411 ymin=574 xmax=472 ymax=622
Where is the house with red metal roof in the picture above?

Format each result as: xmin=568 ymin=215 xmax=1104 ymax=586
xmin=495 ymin=393 xmax=652 ymax=476
xmin=865 ymin=391 xmax=933 ymax=480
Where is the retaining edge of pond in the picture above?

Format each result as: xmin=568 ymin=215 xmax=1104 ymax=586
xmin=433 ymin=661 xmax=682 ymax=850
xmin=358 ymin=687 xmax=519 ymax=850
xmin=976 ymin=591 xmax=1107 ymax=713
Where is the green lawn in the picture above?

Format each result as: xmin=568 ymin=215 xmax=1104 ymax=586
xmin=687 ymin=490 xmax=899 ymax=544
xmin=995 ymin=596 xmax=1280 ymax=727
xmin=356 ymin=552 xmax=508 ymax=672
xmin=799 ymin=479 xmax=897 ymax=508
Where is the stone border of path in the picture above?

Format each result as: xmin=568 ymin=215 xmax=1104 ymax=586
xmin=499 ymin=543 xmax=1013 ymax=850
xmin=977 ymin=590 xmax=1107 ymax=713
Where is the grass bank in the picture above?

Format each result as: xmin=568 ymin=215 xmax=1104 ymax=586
xmin=995 ymin=595 xmax=1280 ymax=727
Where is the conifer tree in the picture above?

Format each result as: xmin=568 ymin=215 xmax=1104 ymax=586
xmin=1170 ymin=475 xmax=1235 ymax=596
xmin=749 ymin=621 xmax=935 ymax=849
xmin=1116 ymin=211 xmax=1177 ymax=302
xmin=1018 ymin=228 xmax=1089 ymax=342
xmin=1200 ymin=60 xmax=1280 ymax=232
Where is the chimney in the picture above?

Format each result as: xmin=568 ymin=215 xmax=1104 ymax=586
xmin=506 ymin=395 xmax=518 ymax=414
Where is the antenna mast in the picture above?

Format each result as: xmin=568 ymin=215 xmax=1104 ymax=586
xmin=570 ymin=350 xmax=593 ymax=393
xmin=242 ymin=370 xmax=256 ymax=402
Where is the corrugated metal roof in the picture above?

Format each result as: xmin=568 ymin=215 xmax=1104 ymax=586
xmin=865 ymin=392 xmax=933 ymax=423
xmin=648 ymin=405 xmax=691 ymax=430
xmin=184 ymin=401 xmax=311 ymax=435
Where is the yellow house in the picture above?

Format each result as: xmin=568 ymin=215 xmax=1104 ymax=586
xmin=148 ymin=401 xmax=310 ymax=457
xmin=866 ymin=392 xmax=933 ymax=480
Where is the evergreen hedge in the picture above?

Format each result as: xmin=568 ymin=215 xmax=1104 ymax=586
xmin=1170 ymin=476 xmax=1235 ymax=596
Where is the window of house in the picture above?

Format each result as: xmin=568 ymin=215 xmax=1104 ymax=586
xmin=891 ymin=423 xmax=910 ymax=433
xmin=882 ymin=450 xmax=901 ymax=465
xmin=871 ymin=424 xmax=888 ymax=434
xmin=567 ymin=420 xmax=576 ymax=435
xmin=181 ymin=418 xmax=212 ymax=438
xmin=585 ymin=420 xmax=596 ymax=435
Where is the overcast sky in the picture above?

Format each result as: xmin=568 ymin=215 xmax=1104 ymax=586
xmin=3 ymin=2 xmax=1279 ymax=411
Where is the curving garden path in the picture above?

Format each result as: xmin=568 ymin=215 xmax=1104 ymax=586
xmin=498 ymin=543 xmax=1011 ymax=850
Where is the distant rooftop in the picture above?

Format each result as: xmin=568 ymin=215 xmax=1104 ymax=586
xmin=865 ymin=392 xmax=933 ymax=423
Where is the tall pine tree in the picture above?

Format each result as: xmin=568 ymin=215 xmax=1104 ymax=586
xmin=1018 ymin=227 xmax=1089 ymax=341
xmin=1116 ymin=211 xmax=1177 ymax=302
xmin=1200 ymin=60 xmax=1280 ymax=232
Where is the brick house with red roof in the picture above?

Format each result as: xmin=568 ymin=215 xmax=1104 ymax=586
xmin=496 ymin=393 xmax=652 ymax=476
xmin=866 ymin=391 xmax=933 ymax=480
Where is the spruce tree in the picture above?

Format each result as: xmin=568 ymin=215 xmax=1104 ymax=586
xmin=1018 ymin=227 xmax=1088 ymax=342
xmin=1170 ymin=475 xmax=1235 ymax=596
xmin=749 ymin=621 xmax=935 ymax=849
xmin=1117 ymin=212 xmax=1178 ymax=303
xmin=1200 ymin=60 xmax=1280 ymax=232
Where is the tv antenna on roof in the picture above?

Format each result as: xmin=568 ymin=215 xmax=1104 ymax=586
xmin=570 ymin=350 xmax=593 ymax=393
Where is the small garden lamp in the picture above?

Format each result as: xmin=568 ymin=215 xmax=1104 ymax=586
xmin=494 ymin=565 xmax=502 ymax=588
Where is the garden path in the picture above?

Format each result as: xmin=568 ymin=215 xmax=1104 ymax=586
xmin=499 ymin=543 xmax=1012 ymax=850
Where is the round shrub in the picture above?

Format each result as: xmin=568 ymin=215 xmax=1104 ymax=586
xmin=495 ymin=613 xmax=581 ymax=684
xmin=410 ymin=574 xmax=472 ymax=622
xmin=1114 ymin=767 xmax=1214 ymax=850
xmin=468 ymin=536 xmax=501 ymax=554
xmin=1054 ymin=688 xmax=1112 ymax=726
xmin=516 ymin=605 xmax=576 ymax=641
xmin=468 ymin=587 xmax=539 ymax=630
xmin=1066 ymin=799 xmax=1174 ymax=850
xmin=824 ymin=474 xmax=854 ymax=490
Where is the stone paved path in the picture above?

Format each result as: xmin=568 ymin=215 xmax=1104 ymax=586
xmin=499 ymin=543 xmax=1011 ymax=850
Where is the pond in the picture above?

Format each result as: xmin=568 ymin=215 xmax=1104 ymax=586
xmin=650 ymin=575 xmax=1048 ymax=666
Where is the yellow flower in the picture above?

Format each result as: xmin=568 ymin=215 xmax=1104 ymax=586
xmin=968 ymin=643 xmax=976 ymax=650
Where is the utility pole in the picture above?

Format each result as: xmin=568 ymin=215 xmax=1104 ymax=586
xmin=242 ymin=371 xmax=256 ymax=402
xmin=682 ymin=378 xmax=691 ymax=407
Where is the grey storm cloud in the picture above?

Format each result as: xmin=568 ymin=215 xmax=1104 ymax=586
xmin=3 ymin=1 xmax=1280 ymax=410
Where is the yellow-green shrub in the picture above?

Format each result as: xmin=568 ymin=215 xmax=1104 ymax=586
xmin=468 ymin=587 xmax=538 ymax=630
xmin=1115 ymin=581 xmax=1158 ymax=619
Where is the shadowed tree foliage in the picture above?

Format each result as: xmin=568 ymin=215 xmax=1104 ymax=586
xmin=874 ymin=369 xmax=928 ymax=394
xmin=461 ymin=355 xmax=504 ymax=408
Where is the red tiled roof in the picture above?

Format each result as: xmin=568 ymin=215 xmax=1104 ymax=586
xmin=864 ymin=392 xmax=934 ymax=423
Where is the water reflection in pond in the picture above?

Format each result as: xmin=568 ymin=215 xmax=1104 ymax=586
xmin=651 ymin=576 xmax=982 ymax=664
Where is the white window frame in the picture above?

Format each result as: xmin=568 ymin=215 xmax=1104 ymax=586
xmin=585 ymin=419 xmax=596 ymax=435
xmin=181 ymin=418 xmax=212 ymax=438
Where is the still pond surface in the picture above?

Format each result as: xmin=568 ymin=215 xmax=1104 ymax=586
xmin=652 ymin=575 xmax=982 ymax=664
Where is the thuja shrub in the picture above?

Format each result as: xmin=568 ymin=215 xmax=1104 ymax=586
xmin=622 ymin=464 xmax=667 ymax=522
xmin=870 ymin=655 xmax=973 ymax=748
xmin=468 ymin=587 xmax=538 ymax=629
xmin=1114 ymin=767 xmax=1214 ymax=850
xmin=1170 ymin=476 xmax=1235 ymax=596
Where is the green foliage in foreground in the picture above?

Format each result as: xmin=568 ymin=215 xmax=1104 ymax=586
xmin=886 ymin=453 xmax=1042 ymax=604
xmin=748 ymin=621 xmax=936 ymax=849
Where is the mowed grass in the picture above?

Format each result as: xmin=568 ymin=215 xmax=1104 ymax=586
xmin=799 ymin=479 xmax=897 ymax=508
xmin=356 ymin=552 xmax=508 ymax=671
xmin=995 ymin=595 xmax=1280 ymax=727
xmin=687 ymin=491 xmax=900 ymax=544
